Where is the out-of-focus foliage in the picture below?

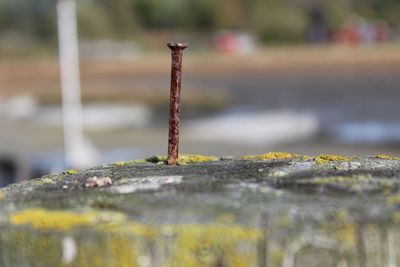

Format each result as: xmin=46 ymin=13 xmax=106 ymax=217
xmin=97 ymin=0 xmax=136 ymax=38
xmin=0 ymin=0 xmax=398 ymax=45
xmin=354 ymin=0 xmax=400 ymax=26
xmin=251 ymin=2 xmax=308 ymax=43
xmin=0 ymin=0 xmax=56 ymax=41
xmin=323 ymin=1 xmax=350 ymax=30
xmin=77 ymin=4 xmax=113 ymax=39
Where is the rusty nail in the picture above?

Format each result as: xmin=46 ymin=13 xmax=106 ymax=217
xmin=167 ymin=42 xmax=188 ymax=165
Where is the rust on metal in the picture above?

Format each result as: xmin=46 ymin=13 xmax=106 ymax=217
xmin=167 ymin=42 xmax=188 ymax=165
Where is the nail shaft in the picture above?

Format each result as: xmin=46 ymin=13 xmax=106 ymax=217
xmin=167 ymin=42 xmax=188 ymax=165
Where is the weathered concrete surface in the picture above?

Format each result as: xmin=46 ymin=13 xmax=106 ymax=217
xmin=1 ymin=153 xmax=400 ymax=267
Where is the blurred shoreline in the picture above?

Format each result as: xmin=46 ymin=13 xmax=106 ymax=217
xmin=1 ymin=44 xmax=400 ymax=180
xmin=1 ymin=44 xmax=400 ymax=103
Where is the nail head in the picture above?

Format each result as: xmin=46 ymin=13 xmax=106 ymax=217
xmin=167 ymin=42 xmax=188 ymax=50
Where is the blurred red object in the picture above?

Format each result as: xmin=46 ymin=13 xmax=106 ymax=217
xmin=334 ymin=25 xmax=360 ymax=46
xmin=214 ymin=31 xmax=255 ymax=54
xmin=333 ymin=18 xmax=389 ymax=46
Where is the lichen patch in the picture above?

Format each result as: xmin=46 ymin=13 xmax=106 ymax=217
xmin=65 ymin=169 xmax=78 ymax=175
xmin=241 ymin=152 xmax=297 ymax=160
xmin=314 ymin=154 xmax=350 ymax=165
xmin=9 ymin=209 xmax=126 ymax=231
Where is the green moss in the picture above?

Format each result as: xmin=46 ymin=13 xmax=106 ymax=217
xmin=241 ymin=152 xmax=297 ymax=160
xmin=314 ymin=154 xmax=350 ymax=165
xmin=145 ymin=155 xmax=164 ymax=163
xmin=146 ymin=154 xmax=219 ymax=165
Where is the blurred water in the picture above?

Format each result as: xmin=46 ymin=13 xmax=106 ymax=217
xmin=1 ymin=52 xmax=400 ymax=182
xmin=185 ymin=109 xmax=318 ymax=145
xmin=331 ymin=122 xmax=400 ymax=144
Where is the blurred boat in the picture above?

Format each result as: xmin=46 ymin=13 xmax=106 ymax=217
xmin=331 ymin=122 xmax=400 ymax=144
xmin=185 ymin=110 xmax=319 ymax=146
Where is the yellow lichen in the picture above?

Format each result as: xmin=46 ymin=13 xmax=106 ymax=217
xmin=169 ymin=224 xmax=261 ymax=267
xmin=297 ymin=175 xmax=372 ymax=184
xmin=10 ymin=209 xmax=126 ymax=231
xmin=3 ymin=227 xmax=139 ymax=267
xmin=334 ymin=209 xmax=349 ymax=220
xmin=271 ymin=248 xmax=284 ymax=266
xmin=36 ymin=177 xmax=53 ymax=186
xmin=387 ymin=194 xmax=400 ymax=205
xmin=73 ymin=234 xmax=138 ymax=267
xmin=320 ymin=211 xmax=356 ymax=248
xmin=6 ymin=208 xmax=263 ymax=267
xmin=393 ymin=212 xmax=400 ymax=223
xmin=275 ymin=215 xmax=291 ymax=227
xmin=146 ymin=154 xmax=218 ymax=164
xmin=65 ymin=169 xmax=78 ymax=175
xmin=314 ymin=154 xmax=350 ymax=165
xmin=114 ymin=161 xmax=125 ymax=166
xmin=332 ymin=222 xmax=356 ymax=247
xmin=241 ymin=152 xmax=297 ymax=160
xmin=179 ymin=154 xmax=219 ymax=164
xmin=376 ymin=154 xmax=392 ymax=159
xmin=0 ymin=191 xmax=4 ymax=201
xmin=97 ymin=221 xmax=156 ymax=238
xmin=375 ymin=154 xmax=400 ymax=161
xmin=2 ymin=228 xmax=62 ymax=266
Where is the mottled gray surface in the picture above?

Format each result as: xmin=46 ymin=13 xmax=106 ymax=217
xmin=1 ymin=155 xmax=400 ymax=266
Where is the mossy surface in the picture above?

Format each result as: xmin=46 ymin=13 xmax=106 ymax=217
xmin=313 ymin=154 xmax=351 ymax=165
xmin=3 ymin=208 xmax=261 ymax=267
xmin=146 ymin=154 xmax=219 ymax=164
xmin=65 ymin=169 xmax=78 ymax=175
xmin=10 ymin=209 xmax=126 ymax=231
xmin=376 ymin=154 xmax=392 ymax=159
xmin=1 ymin=155 xmax=400 ymax=266
xmin=241 ymin=152 xmax=297 ymax=160
xmin=170 ymin=224 xmax=260 ymax=267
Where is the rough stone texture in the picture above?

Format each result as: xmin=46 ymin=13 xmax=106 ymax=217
xmin=1 ymin=154 xmax=400 ymax=266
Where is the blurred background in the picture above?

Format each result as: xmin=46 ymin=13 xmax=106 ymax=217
xmin=0 ymin=0 xmax=399 ymax=184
